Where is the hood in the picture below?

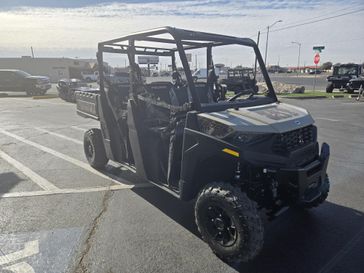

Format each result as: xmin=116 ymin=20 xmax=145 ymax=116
xmin=26 ymin=75 xmax=50 ymax=81
xmin=198 ymin=102 xmax=314 ymax=134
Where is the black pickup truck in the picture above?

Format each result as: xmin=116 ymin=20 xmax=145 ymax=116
xmin=0 ymin=69 xmax=51 ymax=96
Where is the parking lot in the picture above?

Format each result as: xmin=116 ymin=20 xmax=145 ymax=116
xmin=0 ymin=94 xmax=363 ymax=273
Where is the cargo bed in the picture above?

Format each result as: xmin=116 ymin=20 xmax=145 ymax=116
xmin=75 ymin=90 xmax=101 ymax=120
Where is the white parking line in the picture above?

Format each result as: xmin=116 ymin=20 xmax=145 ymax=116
xmin=35 ymin=127 xmax=83 ymax=145
xmin=36 ymin=127 xmax=137 ymax=174
xmin=0 ymin=240 xmax=39 ymax=266
xmin=0 ymin=149 xmax=59 ymax=191
xmin=0 ymin=184 xmax=151 ymax=198
xmin=71 ymin=126 xmax=88 ymax=132
xmin=0 ymin=129 xmax=133 ymax=187
xmin=316 ymin=117 xmax=341 ymax=122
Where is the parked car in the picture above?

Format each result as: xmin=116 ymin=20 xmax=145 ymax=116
xmin=81 ymin=71 xmax=99 ymax=82
xmin=105 ymin=72 xmax=130 ymax=85
xmin=267 ymin=65 xmax=288 ymax=73
xmin=75 ymin=27 xmax=330 ymax=262
xmin=347 ymin=76 xmax=364 ymax=92
xmin=326 ymin=64 xmax=362 ymax=93
xmin=192 ymin=67 xmax=225 ymax=81
xmin=309 ymin=70 xmax=322 ymax=75
xmin=0 ymin=69 xmax=51 ymax=96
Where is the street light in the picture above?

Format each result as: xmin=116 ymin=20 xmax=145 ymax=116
xmin=291 ymin=41 xmax=301 ymax=76
xmin=264 ymin=20 xmax=282 ymax=66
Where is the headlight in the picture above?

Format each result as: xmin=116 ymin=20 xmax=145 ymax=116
xmin=198 ymin=117 xmax=234 ymax=139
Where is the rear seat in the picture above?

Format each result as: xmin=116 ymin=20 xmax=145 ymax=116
xmin=147 ymin=82 xmax=174 ymax=105
xmin=194 ymin=82 xmax=214 ymax=103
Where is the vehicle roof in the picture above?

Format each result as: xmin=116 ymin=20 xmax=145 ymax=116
xmin=334 ymin=64 xmax=360 ymax=67
xmin=99 ymin=26 xmax=256 ymax=53
xmin=0 ymin=69 xmax=24 ymax=72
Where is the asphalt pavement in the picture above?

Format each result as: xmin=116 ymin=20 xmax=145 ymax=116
xmin=269 ymin=73 xmax=328 ymax=91
xmin=0 ymin=94 xmax=363 ymax=273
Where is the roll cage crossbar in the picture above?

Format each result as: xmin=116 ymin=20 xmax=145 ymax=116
xmin=97 ymin=26 xmax=276 ymax=112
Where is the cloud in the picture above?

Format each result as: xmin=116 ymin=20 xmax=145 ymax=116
xmin=0 ymin=0 xmax=363 ymax=66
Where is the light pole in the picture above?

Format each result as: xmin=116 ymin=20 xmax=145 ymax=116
xmin=291 ymin=41 xmax=301 ymax=76
xmin=264 ymin=20 xmax=282 ymax=66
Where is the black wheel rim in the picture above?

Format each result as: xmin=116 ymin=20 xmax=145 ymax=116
xmin=203 ymin=204 xmax=238 ymax=247
xmin=85 ymin=139 xmax=94 ymax=159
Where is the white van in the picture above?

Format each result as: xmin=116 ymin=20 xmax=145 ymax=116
xmin=192 ymin=67 xmax=227 ymax=81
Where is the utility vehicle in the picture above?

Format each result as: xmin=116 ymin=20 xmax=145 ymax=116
xmin=57 ymin=78 xmax=90 ymax=102
xmin=76 ymin=27 xmax=330 ymax=262
xmin=326 ymin=63 xmax=362 ymax=93
xmin=220 ymin=68 xmax=258 ymax=94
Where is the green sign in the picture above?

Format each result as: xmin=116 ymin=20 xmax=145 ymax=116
xmin=313 ymin=46 xmax=325 ymax=53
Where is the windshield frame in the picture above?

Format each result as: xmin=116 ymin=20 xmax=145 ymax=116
xmin=97 ymin=27 xmax=278 ymax=113
xmin=334 ymin=65 xmax=358 ymax=76
xmin=16 ymin=70 xmax=31 ymax=77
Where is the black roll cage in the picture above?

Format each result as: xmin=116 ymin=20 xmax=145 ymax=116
xmin=97 ymin=26 xmax=277 ymax=112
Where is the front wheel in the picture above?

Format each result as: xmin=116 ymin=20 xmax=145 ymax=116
xmin=326 ymin=83 xmax=334 ymax=93
xmin=84 ymin=128 xmax=108 ymax=169
xmin=195 ymin=182 xmax=264 ymax=262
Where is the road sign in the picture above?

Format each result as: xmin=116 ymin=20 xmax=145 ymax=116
xmin=137 ymin=56 xmax=159 ymax=65
xmin=313 ymin=46 xmax=325 ymax=53
xmin=314 ymin=53 xmax=320 ymax=64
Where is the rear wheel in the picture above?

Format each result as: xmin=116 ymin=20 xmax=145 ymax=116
xmin=84 ymin=128 xmax=108 ymax=169
xmin=195 ymin=182 xmax=264 ymax=262
xmin=326 ymin=83 xmax=334 ymax=93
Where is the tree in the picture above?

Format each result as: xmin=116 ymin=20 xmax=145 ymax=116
xmin=321 ymin=62 xmax=332 ymax=70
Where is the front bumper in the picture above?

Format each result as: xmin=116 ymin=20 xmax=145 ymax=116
xmin=276 ymin=143 xmax=330 ymax=204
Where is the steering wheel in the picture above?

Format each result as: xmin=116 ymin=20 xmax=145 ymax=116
xmin=228 ymin=89 xmax=255 ymax=101
xmin=172 ymin=71 xmax=185 ymax=88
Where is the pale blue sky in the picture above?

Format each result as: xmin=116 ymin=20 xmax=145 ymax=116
xmin=0 ymin=0 xmax=363 ymax=67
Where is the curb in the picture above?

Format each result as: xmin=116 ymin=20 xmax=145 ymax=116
xmin=280 ymin=95 xmax=346 ymax=100
xmin=32 ymin=94 xmax=59 ymax=100
xmin=280 ymin=96 xmax=327 ymax=100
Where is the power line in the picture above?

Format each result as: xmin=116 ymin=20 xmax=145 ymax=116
xmin=280 ymin=3 xmax=364 ymax=27
xmin=250 ymin=7 xmax=364 ymax=38
xmin=268 ymin=8 xmax=364 ymax=34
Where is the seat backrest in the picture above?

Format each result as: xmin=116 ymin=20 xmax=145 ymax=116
xmin=173 ymin=86 xmax=189 ymax=106
xmin=194 ymin=82 xmax=214 ymax=103
xmin=147 ymin=82 xmax=173 ymax=104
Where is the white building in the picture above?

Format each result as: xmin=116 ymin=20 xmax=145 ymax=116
xmin=0 ymin=57 xmax=99 ymax=82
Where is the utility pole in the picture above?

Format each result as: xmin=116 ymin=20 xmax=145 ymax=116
xmin=291 ymin=41 xmax=301 ymax=77
xmin=254 ymin=30 xmax=260 ymax=80
xmin=30 ymin=46 xmax=35 ymax=58
xmin=264 ymin=20 xmax=282 ymax=66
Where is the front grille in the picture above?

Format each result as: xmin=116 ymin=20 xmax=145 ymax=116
xmin=273 ymin=125 xmax=315 ymax=153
